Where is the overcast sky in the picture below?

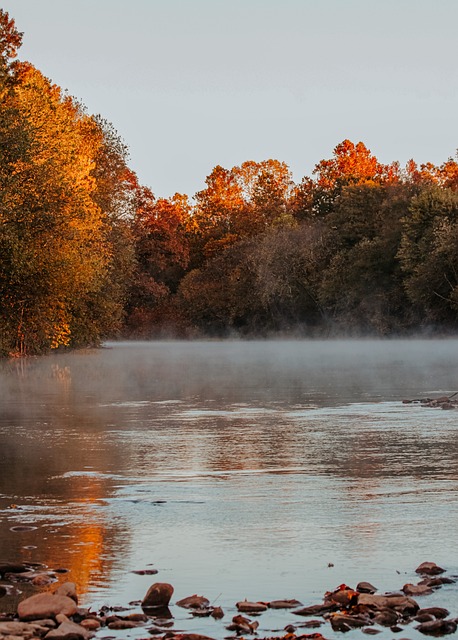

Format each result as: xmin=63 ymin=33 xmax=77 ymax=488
xmin=5 ymin=0 xmax=458 ymax=198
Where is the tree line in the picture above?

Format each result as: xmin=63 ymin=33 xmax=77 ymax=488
xmin=1 ymin=10 xmax=458 ymax=356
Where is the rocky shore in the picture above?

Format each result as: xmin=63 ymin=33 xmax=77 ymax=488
xmin=0 ymin=561 xmax=457 ymax=639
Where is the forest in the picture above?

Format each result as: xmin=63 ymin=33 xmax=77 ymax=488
xmin=1 ymin=9 xmax=458 ymax=356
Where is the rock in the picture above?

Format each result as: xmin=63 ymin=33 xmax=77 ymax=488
xmin=0 ymin=563 xmax=29 ymax=577
xmin=330 ymin=613 xmax=371 ymax=629
xmin=362 ymin=629 xmax=382 ymax=635
xmin=107 ymin=619 xmax=143 ymax=629
xmin=79 ymin=619 xmax=101 ymax=631
xmin=293 ymin=603 xmax=337 ymax=616
xmin=325 ymin=588 xmax=358 ymax=608
xmin=357 ymin=593 xmax=419 ymax=614
xmin=142 ymin=582 xmax=174 ymax=608
xmin=191 ymin=608 xmax=213 ymax=617
xmin=18 ymin=593 xmax=78 ymax=621
xmin=176 ymin=635 xmax=216 ymax=640
xmin=416 ymin=614 xmax=436 ymax=623
xmin=0 ymin=586 xmax=6 ymax=598
xmin=211 ymin=607 xmax=224 ymax=619
xmin=329 ymin=616 xmax=351 ymax=632
xmin=298 ymin=620 xmax=324 ymax=628
xmin=402 ymin=583 xmax=433 ymax=596
xmin=227 ymin=614 xmax=259 ymax=634
xmin=269 ymin=599 xmax=302 ymax=609
xmin=6 ymin=570 xmax=56 ymax=584
xmin=418 ymin=608 xmax=450 ymax=620
xmin=236 ymin=600 xmax=268 ymax=613
xmin=54 ymin=582 xmax=78 ymax=604
xmin=372 ymin=609 xmax=399 ymax=626
xmin=356 ymin=582 xmax=377 ymax=594
xmin=415 ymin=562 xmax=446 ymax=576
xmin=32 ymin=573 xmax=56 ymax=587
xmin=124 ymin=613 xmax=148 ymax=622
xmin=131 ymin=568 xmax=158 ymax=575
xmin=44 ymin=619 xmax=94 ymax=639
xmin=416 ymin=619 xmax=457 ymax=636
xmin=419 ymin=577 xmax=455 ymax=587
xmin=0 ymin=620 xmax=50 ymax=638
xmin=176 ymin=595 xmax=210 ymax=609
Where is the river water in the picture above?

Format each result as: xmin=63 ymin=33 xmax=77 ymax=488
xmin=0 ymin=339 xmax=457 ymax=638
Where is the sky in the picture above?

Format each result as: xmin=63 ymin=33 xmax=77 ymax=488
xmin=5 ymin=0 xmax=458 ymax=198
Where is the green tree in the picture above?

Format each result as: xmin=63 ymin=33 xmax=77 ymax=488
xmin=398 ymin=185 xmax=458 ymax=326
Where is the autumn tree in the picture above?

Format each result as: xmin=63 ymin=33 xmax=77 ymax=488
xmin=191 ymin=159 xmax=296 ymax=265
xmin=124 ymin=181 xmax=191 ymax=335
xmin=0 ymin=10 xmax=134 ymax=354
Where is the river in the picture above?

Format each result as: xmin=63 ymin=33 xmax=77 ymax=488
xmin=0 ymin=339 xmax=457 ymax=638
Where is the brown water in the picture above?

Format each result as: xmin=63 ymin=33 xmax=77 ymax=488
xmin=1 ymin=340 xmax=457 ymax=638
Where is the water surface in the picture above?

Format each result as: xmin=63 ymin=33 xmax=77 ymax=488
xmin=0 ymin=340 xmax=457 ymax=638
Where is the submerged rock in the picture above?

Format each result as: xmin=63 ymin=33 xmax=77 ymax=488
xmin=131 ymin=568 xmax=158 ymax=575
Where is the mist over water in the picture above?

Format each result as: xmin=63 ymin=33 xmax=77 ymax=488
xmin=1 ymin=339 xmax=458 ymax=638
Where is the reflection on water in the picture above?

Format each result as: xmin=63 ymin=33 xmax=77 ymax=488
xmin=1 ymin=340 xmax=458 ymax=631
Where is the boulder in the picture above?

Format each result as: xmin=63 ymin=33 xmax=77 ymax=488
xmin=142 ymin=582 xmax=174 ymax=608
xmin=18 ymin=593 xmax=78 ymax=621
